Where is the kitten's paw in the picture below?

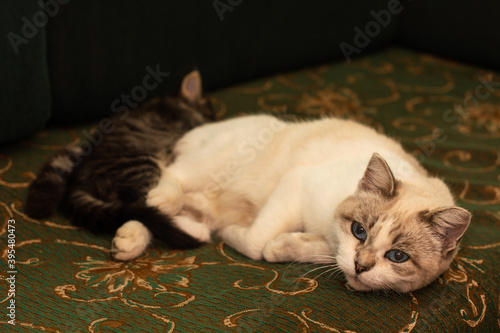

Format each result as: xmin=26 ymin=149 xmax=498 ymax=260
xmin=112 ymin=220 xmax=152 ymax=261
xmin=146 ymin=180 xmax=183 ymax=216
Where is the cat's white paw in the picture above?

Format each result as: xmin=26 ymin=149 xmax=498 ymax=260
xmin=263 ymin=233 xmax=295 ymax=262
xmin=146 ymin=180 xmax=183 ymax=216
xmin=112 ymin=220 xmax=152 ymax=261
xmin=173 ymin=216 xmax=212 ymax=243
xmin=263 ymin=233 xmax=333 ymax=263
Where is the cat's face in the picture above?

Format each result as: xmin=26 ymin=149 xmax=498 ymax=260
xmin=334 ymin=153 xmax=471 ymax=293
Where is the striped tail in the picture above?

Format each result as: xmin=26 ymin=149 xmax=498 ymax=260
xmin=25 ymin=147 xmax=82 ymax=219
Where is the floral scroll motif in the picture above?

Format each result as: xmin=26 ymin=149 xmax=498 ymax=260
xmin=456 ymin=103 xmax=500 ymax=139
xmin=442 ymin=150 xmax=500 ymax=173
xmin=0 ymin=156 xmax=36 ymax=188
xmin=51 ymin=250 xmax=200 ymax=332
xmin=65 ymin=250 xmax=199 ymax=307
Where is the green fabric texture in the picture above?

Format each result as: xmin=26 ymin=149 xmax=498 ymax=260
xmin=0 ymin=0 xmax=52 ymax=144
xmin=0 ymin=47 xmax=499 ymax=332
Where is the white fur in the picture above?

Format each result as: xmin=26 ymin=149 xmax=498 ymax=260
xmin=146 ymin=168 xmax=184 ymax=216
xmin=173 ymin=215 xmax=211 ymax=243
xmin=112 ymin=220 xmax=152 ymax=261
xmin=168 ymin=115 xmax=452 ymax=246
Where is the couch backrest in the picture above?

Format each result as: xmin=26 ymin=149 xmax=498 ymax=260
xmin=1 ymin=0 xmax=52 ymax=144
xmin=45 ymin=0 xmax=397 ymax=123
xmin=1 ymin=0 xmax=499 ymax=144
xmin=396 ymin=0 xmax=500 ymax=71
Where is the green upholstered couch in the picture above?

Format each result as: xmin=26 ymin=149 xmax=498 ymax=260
xmin=1 ymin=1 xmax=499 ymax=332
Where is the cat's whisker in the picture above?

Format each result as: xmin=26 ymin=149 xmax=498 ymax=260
xmin=281 ymin=262 xmax=338 ymax=292
xmin=325 ymin=267 xmax=344 ymax=282
xmin=282 ymin=254 xmax=337 ymax=281
xmin=283 ymin=261 xmax=324 ymax=280
xmin=299 ymin=254 xmax=337 ymax=264
xmin=289 ymin=261 xmax=342 ymax=288
xmin=295 ymin=264 xmax=333 ymax=280
xmin=281 ymin=262 xmax=325 ymax=291
xmin=311 ymin=267 xmax=342 ymax=282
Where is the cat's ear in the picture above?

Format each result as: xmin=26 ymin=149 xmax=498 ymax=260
xmin=181 ymin=70 xmax=202 ymax=103
xmin=424 ymin=207 xmax=471 ymax=257
xmin=358 ymin=153 xmax=397 ymax=197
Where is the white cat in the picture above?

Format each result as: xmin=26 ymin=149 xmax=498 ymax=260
xmin=117 ymin=114 xmax=471 ymax=292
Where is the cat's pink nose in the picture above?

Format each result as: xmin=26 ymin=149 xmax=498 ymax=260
xmin=355 ymin=261 xmax=373 ymax=274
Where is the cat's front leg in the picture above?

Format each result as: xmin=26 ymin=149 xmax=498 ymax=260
xmin=263 ymin=232 xmax=334 ymax=264
xmin=219 ymin=169 xmax=305 ymax=261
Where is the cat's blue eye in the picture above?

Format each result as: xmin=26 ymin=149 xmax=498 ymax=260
xmin=386 ymin=249 xmax=410 ymax=263
xmin=351 ymin=222 xmax=367 ymax=241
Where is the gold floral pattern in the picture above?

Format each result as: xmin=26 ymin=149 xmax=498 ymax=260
xmin=55 ymin=251 xmax=198 ymax=314
xmin=217 ymin=242 xmax=318 ymax=296
xmin=74 ymin=251 xmax=198 ymax=293
xmin=456 ymin=103 xmax=500 ymax=138
xmin=0 ymin=47 xmax=499 ymax=332
xmin=0 ymin=156 xmax=35 ymax=188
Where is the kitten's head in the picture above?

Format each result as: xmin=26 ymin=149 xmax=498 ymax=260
xmin=178 ymin=70 xmax=215 ymax=122
xmin=147 ymin=70 xmax=215 ymax=125
xmin=334 ymin=153 xmax=471 ymax=293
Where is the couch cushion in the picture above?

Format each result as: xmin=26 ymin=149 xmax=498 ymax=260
xmin=1 ymin=47 xmax=498 ymax=332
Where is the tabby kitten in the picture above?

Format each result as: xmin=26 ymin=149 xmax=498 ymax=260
xmin=147 ymin=114 xmax=471 ymax=292
xmin=25 ymin=70 xmax=214 ymax=260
